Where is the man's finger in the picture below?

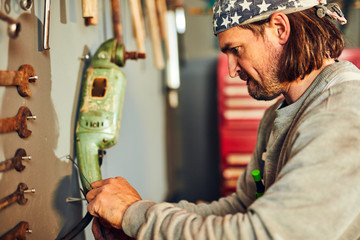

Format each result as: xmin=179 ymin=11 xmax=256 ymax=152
xmin=90 ymin=178 xmax=108 ymax=189
xmin=87 ymin=200 xmax=100 ymax=218
xmin=86 ymin=187 xmax=102 ymax=202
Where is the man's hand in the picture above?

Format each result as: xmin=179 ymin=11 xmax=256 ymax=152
xmin=92 ymin=217 xmax=135 ymax=240
xmin=86 ymin=177 xmax=142 ymax=229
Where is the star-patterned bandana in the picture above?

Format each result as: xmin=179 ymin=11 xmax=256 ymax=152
xmin=213 ymin=0 xmax=321 ymax=34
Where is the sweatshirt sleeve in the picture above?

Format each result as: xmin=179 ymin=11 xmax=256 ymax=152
xmin=122 ymin=166 xmax=258 ymax=239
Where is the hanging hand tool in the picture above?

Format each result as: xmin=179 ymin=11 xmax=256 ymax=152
xmin=82 ymin=0 xmax=98 ymax=25
xmin=128 ymin=0 xmax=146 ymax=52
xmin=0 ymin=148 xmax=30 ymax=172
xmin=111 ymin=0 xmax=124 ymax=44
xmin=145 ymin=0 xmax=165 ymax=69
xmin=0 ymin=7 xmax=20 ymax=38
xmin=0 ymin=221 xmax=31 ymax=240
xmin=137 ymin=0 xmax=147 ymax=44
xmin=0 ymin=183 xmax=35 ymax=211
xmin=164 ymin=0 xmax=186 ymax=108
xmin=0 ymin=65 xmax=37 ymax=97
xmin=156 ymin=0 xmax=169 ymax=57
xmin=43 ymin=0 xmax=51 ymax=50
xmin=0 ymin=106 xmax=35 ymax=138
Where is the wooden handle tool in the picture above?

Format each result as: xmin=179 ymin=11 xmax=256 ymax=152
xmin=128 ymin=0 xmax=146 ymax=52
xmin=82 ymin=0 xmax=98 ymax=25
xmin=111 ymin=0 xmax=123 ymax=44
xmin=145 ymin=0 xmax=165 ymax=69
xmin=156 ymin=0 xmax=169 ymax=58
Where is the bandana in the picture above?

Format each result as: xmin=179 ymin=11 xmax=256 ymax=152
xmin=213 ymin=0 xmax=321 ymax=34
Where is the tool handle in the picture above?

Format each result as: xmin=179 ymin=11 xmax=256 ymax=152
xmin=82 ymin=0 xmax=94 ymax=17
xmin=111 ymin=0 xmax=123 ymax=44
xmin=145 ymin=0 xmax=165 ymax=69
xmin=128 ymin=0 xmax=146 ymax=52
xmin=43 ymin=0 xmax=51 ymax=50
xmin=0 ymin=193 xmax=18 ymax=211
xmin=156 ymin=0 xmax=169 ymax=58
xmin=0 ymin=159 xmax=14 ymax=172
xmin=0 ymin=117 xmax=18 ymax=134
xmin=0 ymin=71 xmax=22 ymax=86
xmin=0 ymin=183 xmax=28 ymax=211
xmin=0 ymin=221 xmax=29 ymax=240
xmin=137 ymin=0 xmax=147 ymax=41
xmin=83 ymin=0 xmax=98 ymax=25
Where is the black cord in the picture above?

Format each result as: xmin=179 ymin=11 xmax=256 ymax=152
xmin=57 ymin=212 xmax=93 ymax=240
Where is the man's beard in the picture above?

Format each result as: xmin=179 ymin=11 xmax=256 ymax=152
xmin=246 ymin=41 xmax=283 ymax=101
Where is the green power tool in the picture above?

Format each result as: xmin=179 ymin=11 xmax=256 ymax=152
xmin=58 ymin=39 xmax=145 ymax=240
xmin=75 ymin=38 xmax=145 ymax=192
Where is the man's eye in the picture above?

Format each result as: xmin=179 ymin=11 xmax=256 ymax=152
xmin=231 ymin=47 xmax=239 ymax=55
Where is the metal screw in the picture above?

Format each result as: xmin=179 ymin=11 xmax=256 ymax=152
xmin=66 ymin=197 xmax=86 ymax=203
xmin=28 ymin=76 xmax=38 ymax=82
xmin=7 ymin=22 xmax=20 ymax=38
xmin=22 ymin=156 xmax=32 ymax=160
xmin=24 ymin=188 xmax=35 ymax=193
xmin=27 ymin=116 xmax=36 ymax=120
xmin=79 ymin=54 xmax=90 ymax=61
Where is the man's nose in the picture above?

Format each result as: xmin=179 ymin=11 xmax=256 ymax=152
xmin=227 ymin=55 xmax=240 ymax=78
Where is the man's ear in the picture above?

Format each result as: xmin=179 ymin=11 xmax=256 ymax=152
xmin=269 ymin=12 xmax=290 ymax=45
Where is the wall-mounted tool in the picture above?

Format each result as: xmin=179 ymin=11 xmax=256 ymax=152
xmin=19 ymin=0 xmax=33 ymax=11
xmin=156 ymin=0 xmax=169 ymax=57
xmin=0 ymin=148 xmax=31 ymax=172
xmin=0 ymin=221 xmax=31 ymax=240
xmin=164 ymin=0 xmax=186 ymax=108
xmin=0 ymin=65 xmax=37 ymax=97
xmin=145 ymin=0 xmax=165 ymax=69
xmin=0 ymin=106 xmax=36 ymax=138
xmin=43 ymin=0 xmax=51 ymax=50
xmin=0 ymin=6 xmax=21 ymax=38
xmin=128 ymin=0 xmax=146 ymax=52
xmin=0 ymin=183 xmax=35 ymax=211
xmin=82 ymin=0 xmax=98 ymax=25
xmin=76 ymin=39 xmax=145 ymax=191
xmin=60 ymin=38 xmax=145 ymax=240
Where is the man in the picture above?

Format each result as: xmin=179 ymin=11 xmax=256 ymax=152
xmin=86 ymin=0 xmax=360 ymax=239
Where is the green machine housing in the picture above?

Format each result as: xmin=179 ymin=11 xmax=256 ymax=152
xmin=75 ymin=39 xmax=128 ymax=191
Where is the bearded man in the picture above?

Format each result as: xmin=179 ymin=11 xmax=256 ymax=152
xmin=86 ymin=0 xmax=360 ymax=239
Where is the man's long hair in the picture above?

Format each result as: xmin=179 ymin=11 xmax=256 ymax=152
xmin=241 ymin=8 xmax=344 ymax=82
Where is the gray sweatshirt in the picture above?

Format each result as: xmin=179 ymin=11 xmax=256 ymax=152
xmin=122 ymin=61 xmax=360 ymax=240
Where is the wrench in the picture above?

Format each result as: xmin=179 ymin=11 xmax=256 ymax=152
xmin=43 ymin=0 xmax=51 ymax=50
xmin=0 ymin=65 xmax=37 ymax=97
xmin=0 ymin=183 xmax=35 ymax=211
xmin=0 ymin=221 xmax=31 ymax=240
xmin=0 ymin=106 xmax=36 ymax=138
xmin=0 ymin=148 xmax=31 ymax=172
xmin=0 ymin=8 xmax=21 ymax=38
